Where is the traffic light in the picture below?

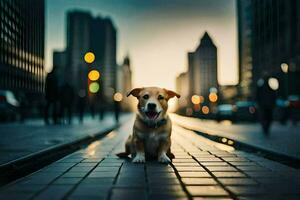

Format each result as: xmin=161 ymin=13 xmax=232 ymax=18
xmin=84 ymin=52 xmax=100 ymax=94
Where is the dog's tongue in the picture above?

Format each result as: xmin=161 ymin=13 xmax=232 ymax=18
xmin=146 ymin=111 xmax=158 ymax=119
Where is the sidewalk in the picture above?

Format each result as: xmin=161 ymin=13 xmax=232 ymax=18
xmin=0 ymin=113 xmax=131 ymax=165
xmin=0 ymin=119 xmax=299 ymax=199
xmin=171 ymin=114 xmax=300 ymax=159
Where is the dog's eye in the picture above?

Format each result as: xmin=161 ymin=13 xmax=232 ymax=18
xmin=143 ymin=94 xmax=149 ymax=100
xmin=158 ymin=95 xmax=164 ymax=100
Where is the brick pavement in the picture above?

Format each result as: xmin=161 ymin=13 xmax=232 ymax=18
xmin=0 ymin=121 xmax=300 ymax=200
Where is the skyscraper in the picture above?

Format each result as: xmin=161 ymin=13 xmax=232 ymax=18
xmin=63 ymin=11 xmax=117 ymax=101
xmin=117 ymin=56 xmax=132 ymax=111
xmin=176 ymin=72 xmax=189 ymax=109
xmin=66 ymin=11 xmax=91 ymax=95
xmin=188 ymin=32 xmax=218 ymax=100
xmin=0 ymin=0 xmax=45 ymax=95
xmin=238 ymin=0 xmax=300 ymax=98
xmin=237 ymin=0 xmax=253 ymax=100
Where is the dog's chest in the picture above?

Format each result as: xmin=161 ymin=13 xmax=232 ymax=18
xmin=144 ymin=132 xmax=168 ymax=154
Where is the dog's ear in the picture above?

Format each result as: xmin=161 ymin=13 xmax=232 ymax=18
xmin=164 ymin=89 xmax=180 ymax=100
xmin=127 ymin=88 xmax=143 ymax=98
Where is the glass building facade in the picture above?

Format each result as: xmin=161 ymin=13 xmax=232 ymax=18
xmin=0 ymin=0 xmax=45 ymax=94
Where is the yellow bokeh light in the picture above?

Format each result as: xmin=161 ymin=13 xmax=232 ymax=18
xmin=202 ymin=106 xmax=209 ymax=114
xmin=209 ymin=93 xmax=218 ymax=102
xmin=228 ymin=140 xmax=234 ymax=145
xmin=191 ymin=95 xmax=201 ymax=105
xmin=88 ymin=70 xmax=100 ymax=81
xmin=84 ymin=52 xmax=95 ymax=63
xmin=221 ymin=138 xmax=228 ymax=143
xmin=114 ymin=92 xmax=123 ymax=102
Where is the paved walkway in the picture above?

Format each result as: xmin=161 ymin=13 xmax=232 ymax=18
xmin=171 ymin=114 xmax=300 ymax=158
xmin=0 ymin=120 xmax=300 ymax=199
xmin=0 ymin=114 xmax=131 ymax=165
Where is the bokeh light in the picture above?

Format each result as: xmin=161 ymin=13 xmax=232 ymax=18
xmin=88 ymin=70 xmax=100 ymax=81
xmin=89 ymin=82 xmax=99 ymax=93
xmin=191 ymin=95 xmax=201 ymax=104
xmin=113 ymin=92 xmax=123 ymax=102
xmin=281 ymin=63 xmax=289 ymax=73
xmin=268 ymin=77 xmax=279 ymax=90
xmin=209 ymin=92 xmax=218 ymax=102
xmin=202 ymin=106 xmax=209 ymax=114
xmin=84 ymin=52 xmax=95 ymax=63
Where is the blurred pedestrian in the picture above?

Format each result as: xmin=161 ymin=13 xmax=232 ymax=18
xmin=44 ymin=68 xmax=58 ymax=124
xmin=99 ymin=98 xmax=106 ymax=121
xmin=256 ymin=76 xmax=277 ymax=135
xmin=78 ymin=90 xmax=86 ymax=124
xmin=114 ymin=100 xmax=120 ymax=123
xmin=59 ymin=83 xmax=74 ymax=124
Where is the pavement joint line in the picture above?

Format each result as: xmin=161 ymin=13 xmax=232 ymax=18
xmin=169 ymin=159 xmax=193 ymax=200
xmin=174 ymin=121 xmax=300 ymax=168
xmin=106 ymin=139 xmax=126 ymax=200
xmin=189 ymin=154 xmax=238 ymax=200
xmin=211 ymin=154 xmax=260 ymax=185
xmin=27 ymin=158 xmax=88 ymax=200
xmin=144 ymin=162 xmax=149 ymax=200
xmin=0 ymin=122 xmax=125 ymax=187
xmin=106 ymin=162 xmax=123 ymax=200
xmin=61 ymin=157 xmax=105 ymax=199
xmin=173 ymin=137 xmax=237 ymax=199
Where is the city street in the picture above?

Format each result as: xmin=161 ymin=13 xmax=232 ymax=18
xmin=172 ymin=114 xmax=300 ymax=159
xmin=0 ymin=117 xmax=300 ymax=199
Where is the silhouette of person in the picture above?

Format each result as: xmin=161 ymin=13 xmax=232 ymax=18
xmin=256 ymin=76 xmax=277 ymax=135
xmin=99 ymin=97 xmax=106 ymax=121
xmin=78 ymin=90 xmax=86 ymax=124
xmin=44 ymin=68 xmax=58 ymax=124
xmin=114 ymin=100 xmax=120 ymax=123
xmin=59 ymin=83 xmax=74 ymax=124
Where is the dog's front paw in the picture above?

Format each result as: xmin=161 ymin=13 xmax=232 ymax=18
xmin=158 ymin=153 xmax=171 ymax=163
xmin=132 ymin=153 xmax=145 ymax=163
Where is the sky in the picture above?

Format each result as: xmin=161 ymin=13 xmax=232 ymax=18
xmin=46 ymin=0 xmax=238 ymax=90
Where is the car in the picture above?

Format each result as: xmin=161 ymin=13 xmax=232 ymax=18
xmin=0 ymin=90 xmax=20 ymax=121
xmin=234 ymin=101 xmax=257 ymax=122
xmin=216 ymin=104 xmax=235 ymax=121
xmin=274 ymin=98 xmax=289 ymax=124
xmin=288 ymin=95 xmax=300 ymax=124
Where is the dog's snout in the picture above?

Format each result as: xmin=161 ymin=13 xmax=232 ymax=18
xmin=147 ymin=103 xmax=156 ymax=110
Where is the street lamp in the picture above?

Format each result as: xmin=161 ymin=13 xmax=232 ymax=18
xmin=281 ymin=63 xmax=289 ymax=74
xmin=280 ymin=63 xmax=289 ymax=98
xmin=268 ymin=77 xmax=279 ymax=91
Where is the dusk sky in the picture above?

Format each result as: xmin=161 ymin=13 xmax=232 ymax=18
xmin=46 ymin=0 xmax=238 ymax=90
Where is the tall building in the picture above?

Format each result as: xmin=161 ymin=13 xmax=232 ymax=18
xmin=237 ymin=0 xmax=253 ymax=100
xmin=0 ymin=0 xmax=45 ymax=95
xmin=66 ymin=11 xmax=91 ymax=95
xmin=64 ymin=11 xmax=117 ymax=101
xmin=52 ymin=50 xmax=67 ymax=86
xmin=176 ymin=72 xmax=189 ymax=109
xmin=188 ymin=32 xmax=218 ymax=100
xmin=117 ymin=56 xmax=132 ymax=111
xmin=238 ymin=0 xmax=300 ymax=98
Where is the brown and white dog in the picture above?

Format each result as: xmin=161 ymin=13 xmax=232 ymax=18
xmin=117 ymin=87 xmax=180 ymax=163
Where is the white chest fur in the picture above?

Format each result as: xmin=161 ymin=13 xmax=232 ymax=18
xmin=140 ymin=132 xmax=168 ymax=156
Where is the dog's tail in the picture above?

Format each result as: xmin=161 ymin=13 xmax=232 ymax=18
xmin=116 ymin=152 xmax=130 ymax=158
xmin=116 ymin=140 xmax=131 ymax=158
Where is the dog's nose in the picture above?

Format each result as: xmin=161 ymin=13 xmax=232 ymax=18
xmin=147 ymin=103 xmax=156 ymax=110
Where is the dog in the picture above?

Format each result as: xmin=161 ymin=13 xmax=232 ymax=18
xmin=117 ymin=87 xmax=180 ymax=163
